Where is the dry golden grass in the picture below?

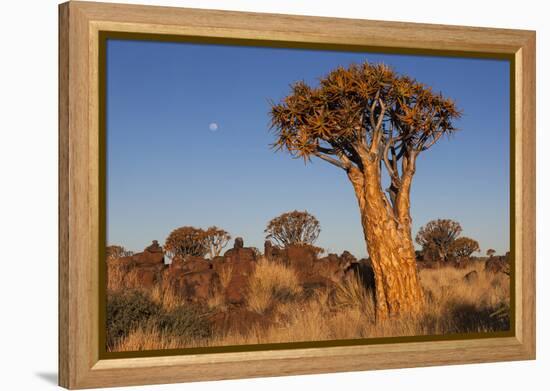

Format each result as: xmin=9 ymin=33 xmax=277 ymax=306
xmin=113 ymin=325 xmax=187 ymax=351
xmin=246 ymin=257 xmax=302 ymax=314
xmin=420 ymin=262 xmax=509 ymax=312
xmin=110 ymin=259 xmax=510 ymax=351
xmin=332 ymin=273 xmax=375 ymax=316
xmin=416 ymin=262 xmax=510 ymax=334
xmin=218 ymin=264 xmax=233 ymax=290
xmin=207 ymin=289 xmax=227 ymax=311
xmin=107 ymin=261 xmax=144 ymax=292
xmin=149 ymin=279 xmax=185 ymax=312
xmin=205 ymin=264 xmax=234 ymax=311
xmin=106 ymin=261 xmax=126 ymax=292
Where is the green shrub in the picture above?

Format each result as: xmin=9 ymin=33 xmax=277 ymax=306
xmin=106 ymin=290 xmax=161 ymax=348
xmin=158 ymin=305 xmax=212 ymax=341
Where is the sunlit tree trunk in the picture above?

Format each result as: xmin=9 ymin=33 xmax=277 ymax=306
xmin=348 ymin=161 xmax=423 ymax=320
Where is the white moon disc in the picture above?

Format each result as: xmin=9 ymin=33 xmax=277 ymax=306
xmin=209 ymin=122 xmax=219 ymax=131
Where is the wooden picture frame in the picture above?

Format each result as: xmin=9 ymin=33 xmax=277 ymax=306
xmin=59 ymin=1 xmax=536 ymax=389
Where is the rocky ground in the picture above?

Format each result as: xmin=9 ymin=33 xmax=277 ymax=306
xmin=106 ymin=239 xmax=510 ymax=352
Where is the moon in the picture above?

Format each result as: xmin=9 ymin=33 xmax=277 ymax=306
xmin=209 ymin=122 xmax=219 ymax=131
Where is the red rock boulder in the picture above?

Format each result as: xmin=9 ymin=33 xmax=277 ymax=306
xmin=118 ymin=240 xmax=165 ymax=266
xmin=485 ymin=255 xmax=510 ymax=274
xmin=212 ymin=238 xmax=259 ymax=305
xmin=170 ymin=256 xmax=211 ymax=273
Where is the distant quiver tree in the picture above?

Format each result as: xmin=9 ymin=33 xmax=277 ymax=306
xmin=415 ymin=219 xmax=463 ymax=262
xmin=450 ymin=237 xmax=480 ymax=259
xmin=265 ymin=210 xmax=321 ymax=247
xmin=106 ymin=245 xmax=133 ymax=260
xmin=165 ymin=226 xmax=208 ymax=259
xmin=203 ymin=226 xmax=231 ymax=258
xmin=165 ymin=226 xmax=231 ymax=260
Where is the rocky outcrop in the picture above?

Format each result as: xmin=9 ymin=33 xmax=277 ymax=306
xmin=213 ymin=238 xmax=259 ymax=304
xmin=108 ymin=238 xmax=370 ymax=305
xmin=145 ymin=240 xmax=163 ymax=253
xmin=344 ymin=258 xmax=375 ymax=290
xmin=116 ymin=240 xmax=165 ymax=267
xmin=263 ymin=242 xmax=330 ymax=286
xmin=170 ymin=256 xmax=211 ymax=273
xmin=107 ymin=241 xmax=166 ymax=288
xmin=311 ymin=252 xmax=352 ymax=284
xmin=233 ymin=237 xmax=244 ymax=249
xmin=168 ymin=267 xmax=220 ymax=302
xmin=166 ymin=256 xmax=218 ymax=302
xmin=485 ymin=254 xmax=510 ymax=274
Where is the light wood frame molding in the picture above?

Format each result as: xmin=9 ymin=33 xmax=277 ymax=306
xmin=59 ymin=1 xmax=536 ymax=389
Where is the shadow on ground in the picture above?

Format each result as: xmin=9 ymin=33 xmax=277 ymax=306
xmin=35 ymin=372 xmax=57 ymax=385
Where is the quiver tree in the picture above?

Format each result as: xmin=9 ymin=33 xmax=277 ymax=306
xmin=450 ymin=237 xmax=480 ymax=259
xmin=165 ymin=226 xmax=208 ymax=259
xmin=165 ymin=226 xmax=232 ymax=260
xmin=269 ymin=62 xmax=460 ymax=318
xmin=106 ymin=245 xmax=133 ymax=260
xmin=204 ymin=226 xmax=231 ymax=258
xmin=265 ymin=210 xmax=321 ymax=247
xmin=415 ymin=219 xmax=462 ymax=262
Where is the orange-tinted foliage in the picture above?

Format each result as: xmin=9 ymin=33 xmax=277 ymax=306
xmin=264 ymin=210 xmax=320 ymax=247
xmin=165 ymin=226 xmax=231 ymax=259
xmin=270 ymin=61 xmax=461 ymax=171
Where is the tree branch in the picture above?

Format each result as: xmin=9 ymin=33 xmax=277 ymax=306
xmin=419 ymin=130 xmax=444 ymax=151
xmin=382 ymin=129 xmax=402 ymax=187
xmin=369 ymin=97 xmax=387 ymax=154
xmin=313 ymin=150 xmax=351 ymax=170
xmin=416 ymin=119 xmax=445 ymax=151
xmin=317 ymin=146 xmax=335 ymax=155
xmin=390 ymin=145 xmax=399 ymax=175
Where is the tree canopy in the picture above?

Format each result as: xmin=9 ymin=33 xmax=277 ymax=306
xmin=165 ymin=226 xmax=231 ymax=260
xmin=165 ymin=226 xmax=208 ymax=259
xmin=203 ymin=226 xmax=231 ymax=258
xmin=265 ymin=210 xmax=321 ymax=247
xmin=270 ymin=62 xmax=461 ymax=208
xmin=450 ymin=237 xmax=480 ymax=258
xmin=415 ymin=219 xmax=463 ymax=262
xmin=106 ymin=245 xmax=133 ymax=260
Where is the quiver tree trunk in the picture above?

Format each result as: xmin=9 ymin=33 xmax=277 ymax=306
xmin=349 ymin=162 xmax=424 ymax=320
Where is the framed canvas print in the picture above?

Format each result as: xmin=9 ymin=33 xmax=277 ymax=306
xmin=58 ymin=1 xmax=536 ymax=389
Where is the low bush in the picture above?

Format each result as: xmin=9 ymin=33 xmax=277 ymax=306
xmin=157 ymin=305 xmax=212 ymax=341
xmin=106 ymin=290 xmax=161 ymax=348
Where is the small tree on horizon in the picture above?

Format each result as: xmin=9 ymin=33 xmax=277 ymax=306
xmin=265 ymin=210 xmax=321 ymax=247
xmin=106 ymin=245 xmax=133 ymax=260
xmin=269 ymin=61 xmax=460 ymax=318
xmin=486 ymin=248 xmax=496 ymax=258
xmin=450 ymin=237 xmax=480 ymax=259
xmin=164 ymin=226 xmax=208 ymax=259
xmin=415 ymin=219 xmax=463 ymax=262
xmin=165 ymin=226 xmax=232 ymax=260
xmin=204 ymin=226 xmax=231 ymax=258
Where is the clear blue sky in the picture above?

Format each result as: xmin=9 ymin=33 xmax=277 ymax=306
xmin=106 ymin=39 xmax=510 ymax=258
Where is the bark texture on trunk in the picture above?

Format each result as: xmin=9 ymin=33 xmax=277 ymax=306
xmin=348 ymin=160 xmax=423 ymax=320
